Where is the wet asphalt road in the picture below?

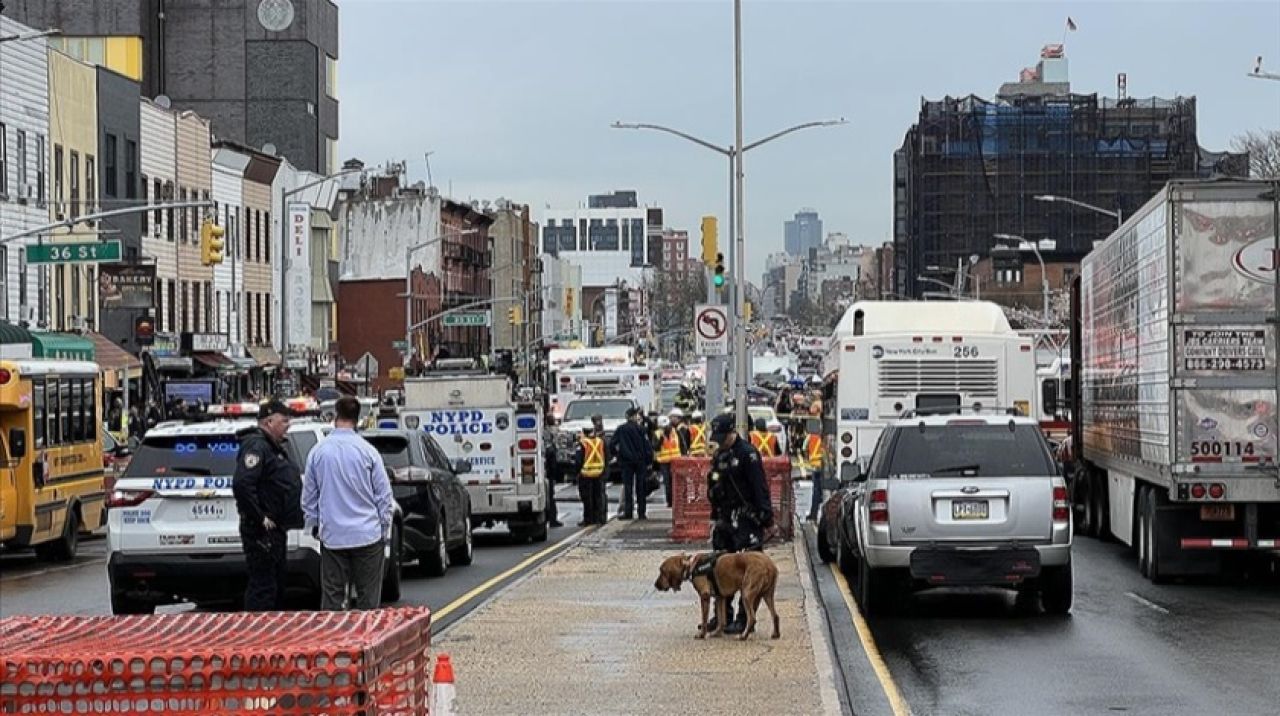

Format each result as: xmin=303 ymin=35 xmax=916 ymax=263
xmin=0 ymin=484 xmax=612 ymax=628
xmin=804 ymin=494 xmax=1280 ymax=716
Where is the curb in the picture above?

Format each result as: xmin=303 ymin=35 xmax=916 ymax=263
xmin=793 ymin=516 xmax=847 ymax=716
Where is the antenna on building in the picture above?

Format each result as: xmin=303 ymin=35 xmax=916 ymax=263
xmin=1117 ymin=72 xmax=1127 ymax=100
xmin=154 ymin=94 xmax=172 ymax=109
xmin=424 ymin=151 xmax=435 ymax=190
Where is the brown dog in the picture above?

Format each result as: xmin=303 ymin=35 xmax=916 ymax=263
xmin=654 ymin=551 xmax=780 ymax=640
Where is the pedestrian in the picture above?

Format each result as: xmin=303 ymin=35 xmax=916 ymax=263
xmin=687 ymin=410 xmax=708 ymax=456
xmin=803 ymin=420 xmax=826 ymax=522
xmin=705 ymin=413 xmax=774 ymax=635
xmin=749 ymin=418 xmax=779 ymax=458
xmin=542 ymin=423 xmax=565 ymax=529
xmin=232 ymin=400 xmax=304 ymax=611
xmin=612 ymin=407 xmax=653 ymax=520
xmin=301 ymin=396 xmax=395 ymax=610
xmin=574 ymin=425 xmax=608 ymax=526
xmin=775 ymin=387 xmax=794 ymax=419
xmin=654 ymin=415 xmax=683 ymax=507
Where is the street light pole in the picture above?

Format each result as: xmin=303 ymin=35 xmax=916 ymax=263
xmin=1033 ymin=194 xmax=1123 ymax=228
xmin=404 ymin=228 xmax=480 ymax=366
xmin=995 ymin=233 xmax=1050 ymax=325
xmin=732 ymin=0 xmax=749 ymax=429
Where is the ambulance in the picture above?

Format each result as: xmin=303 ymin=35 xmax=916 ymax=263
xmin=400 ymin=365 xmax=550 ymax=542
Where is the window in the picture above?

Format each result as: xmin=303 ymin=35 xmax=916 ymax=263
xmin=181 ymin=281 xmax=190 ymax=333
xmin=69 ymin=151 xmax=80 ymax=219
xmin=165 ymin=183 xmax=174 ymax=241
xmin=55 ymin=265 xmax=65 ymax=330
xmin=85 ymin=155 xmax=95 ymax=217
xmin=264 ymin=212 xmax=271 ymax=263
xmin=253 ymin=210 xmax=261 ymax=261
xmin=71 ymin=265 xmax=80 ymax=324
xmin=179 ymin=188 xmax=188 ymax=241
xmin=204 ymin=281 xmax=212 ymax=331
xmin=70 ymin=379 xmax=83 ymax=440
xmin=35 ymin=135 xmax=45 ymax=205
xmin=245 ymin=292 xmax=254 ymax=344
xmin=125 ymin=140 xmax=137 ymax=199
xmin=60 ymin=381 xmax=72 ymax=443
xmin=33 ymin=379 xmax=45 ymax=448
xmin=16 ymin=130 xmax=27 ymax=191
xmin=325 ymin=55 xmax=338 ymax=98
xmin=53 ymin=144 xmax=63 ymax=215
xmin=166 ymin=279 xmax=176 ymax=332
xmin=153 ymin=178 xmax=163 ymax=234
xmin=104 ymin=134 xmax=118 ymax=197
xmin=46 ymin=380 xmax=59 ymax=446
xmin=140 ymin=175 xmax=148 ymax=233
xmin=265 ymin=294 xmax=272 ymax=345
xmin=192 ymin=281 xmax=201 ymax=332
xmin=0 ymin=123 xmax=7 ymax=196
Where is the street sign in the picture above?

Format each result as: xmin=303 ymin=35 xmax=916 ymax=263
xmin=442 ymin=311 xmax=490 ymax=327
xmin=356 ymin=351 xmax=380 ymax=379
xmin=391 ymin=339 xmax=409 ymax=351
xmin=27 ymin=240 xmax=122 ymax=264
xmin=694 ymin=304 xmax=729 ymax=356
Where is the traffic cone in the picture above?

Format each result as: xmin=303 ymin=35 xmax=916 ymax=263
xmin=430 ymin=653 xmax=456 ymax=715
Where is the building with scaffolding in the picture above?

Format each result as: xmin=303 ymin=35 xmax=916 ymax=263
xmin=893 ymin=44 xmax=1246 ymax=300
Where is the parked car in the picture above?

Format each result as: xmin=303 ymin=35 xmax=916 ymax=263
xmin=361 ymin=428 xmax=474 ymax=577
xmin=831 ymin=412 xmax=1073 ymax=616
xmin=102 ymin=430 xmax=134 ymax=491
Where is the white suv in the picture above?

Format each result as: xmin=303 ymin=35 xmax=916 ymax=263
xmin=833 ymin=412 xmax=1073 ymax=616
xmin=106 ymin=418 xmax=400 ymax=614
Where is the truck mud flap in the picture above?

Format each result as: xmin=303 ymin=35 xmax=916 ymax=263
xmin=909 ymin=546 xmax=1041 ymax=585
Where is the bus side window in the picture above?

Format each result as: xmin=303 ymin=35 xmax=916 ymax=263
xmin=47 ymin=378 xmax=59 ymax=446
xmin=70 ymin=379 xmax=83 ymax=441
xmin=33 ymin=379 xmax=45 ymax=449
xmin=853 ymin=310 xmax=864 ymax=337
xmin=60 ymin=380 xmax=72 ymax=445
xmin=88 ymin=378 xmax=98 ymax=439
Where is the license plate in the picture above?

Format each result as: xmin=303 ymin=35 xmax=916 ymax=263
xmin=1200 ymin=504 xmax=1236 ymax=522
xmin=190 ymin=502 xmax=227 ymax=521
xmin=952 ymin=500 xmax=989 ymax=520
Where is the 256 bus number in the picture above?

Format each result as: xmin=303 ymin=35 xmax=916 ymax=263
xmin=953 ymin=346 xmax=980 ymax=358
xmin=1190 ymin=441 xmax=1256 ymax=457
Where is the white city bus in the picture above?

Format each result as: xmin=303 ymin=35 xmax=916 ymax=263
xmin=821 ymin=301 xmax=1039 ymax=480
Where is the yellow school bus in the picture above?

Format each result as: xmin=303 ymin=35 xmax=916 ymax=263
xmin=0 ymin=359 xmax=105 ymax=560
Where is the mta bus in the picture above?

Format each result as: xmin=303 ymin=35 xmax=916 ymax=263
xmin=0 ymin=359 xmax=105 ymax=560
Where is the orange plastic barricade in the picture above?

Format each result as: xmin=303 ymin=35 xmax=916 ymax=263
xmin=0 ymin=607 xmax=433 ymax=715
xmin=670 ymin=456 xmax=794 ymax=543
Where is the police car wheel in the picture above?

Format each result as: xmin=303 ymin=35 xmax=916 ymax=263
xmin=448 ymin=513 xmax=474 ymax=566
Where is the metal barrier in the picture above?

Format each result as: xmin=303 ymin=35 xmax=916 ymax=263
xmin=0 ymin=607 xmax=433 ymax=715
xmin=670 ymin=456 xmax=795 ymax=543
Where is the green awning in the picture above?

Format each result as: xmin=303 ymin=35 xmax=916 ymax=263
xmin=0 ymin=321 xmax=33 ymax=345
xmin=29 ymin=332 xmax=95 ymax=361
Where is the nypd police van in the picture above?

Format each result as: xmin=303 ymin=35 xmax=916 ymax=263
xmin=105 ymin=412 xmax=402 ymax=613
xmin=401 ymin=369 xmax=549 ymax=542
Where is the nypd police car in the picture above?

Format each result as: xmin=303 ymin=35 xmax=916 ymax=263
xmin=105 ymin=411 xmax=402 ymax=614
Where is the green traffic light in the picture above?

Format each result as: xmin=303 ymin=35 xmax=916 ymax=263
xmin=714 ymin=273 xmax=725 ymax=287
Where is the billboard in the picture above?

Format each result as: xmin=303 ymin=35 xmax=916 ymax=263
xmin=99 ymin=264 xmax=156 ymax=309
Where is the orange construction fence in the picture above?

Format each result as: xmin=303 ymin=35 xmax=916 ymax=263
xmin=670 ymin=456 xmax=794 ymax=543
xmin=0 ymin=607 xmax=433 ymax=715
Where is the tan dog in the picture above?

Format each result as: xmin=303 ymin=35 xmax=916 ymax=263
xmin=654 ymin=551 xmax=780 ymax=640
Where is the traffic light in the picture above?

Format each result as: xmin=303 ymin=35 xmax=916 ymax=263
xmin=713 ymin=252 xmax=726 ymax=287
xmin=508 ymin=305 xmax=523 ymax=325
xmin=700 ymin=216 xmax=718 ymax=266
xmin=200 ymin=219 xmax=225 ymax=266
xmin=744 ymin=300 xmax=753 ymax=323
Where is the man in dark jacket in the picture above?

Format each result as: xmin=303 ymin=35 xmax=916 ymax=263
xmin=233 ymin=400 xmax=303 ymax=611
xmin=706 ymin=413 xmax=774 ymax=634
xmin=612 ymin=407 xmax=653 ymax=520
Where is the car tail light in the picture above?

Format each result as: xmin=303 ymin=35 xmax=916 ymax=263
xmin=517 ymin=438 xmax=537 ymax=451
xmin=1191 ymin=483 xmax=1206 ymax=499
xmin=1209 ymin=483 xmax=1225 ymax=499
xmin=559 ymin=376 xmax=571 ymax=385
xmin=1052 ymin=486 xmax=1069 ymax=523
xmin=869 ymin=489 xmax=889 ymax=524
xmin=840 ymin=432 xmax=852 ymax=444
xmin=480 ymin=442 xmax=493 ymax=451
xmin=639 ymin=373 xmax=650 ymax=382
xmin=840 ymin=447 xmax=852 ymax=459
xmin=106 ymin=489 xmax=154 ymax=508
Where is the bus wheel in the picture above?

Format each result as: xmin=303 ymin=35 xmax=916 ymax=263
xmin=36 ymin=507 xmax=80 ymax=562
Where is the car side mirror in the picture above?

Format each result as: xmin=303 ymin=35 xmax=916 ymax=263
xmin=8 ymin=428 xmax=26 ymax=460
xmin=854 ymin=471 xmax=869 ymax=483
xmin=452 ymin=458 xmax=473 ymax=474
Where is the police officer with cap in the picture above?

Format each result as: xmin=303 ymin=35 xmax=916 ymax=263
xmin=705 ymin=412 xmax=773 ymax=634
xmin=232 ymin=399 xmax=304 ymax=611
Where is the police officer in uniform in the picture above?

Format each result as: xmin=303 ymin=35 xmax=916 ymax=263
xmin=705 ymin=413 xmax=773 ymax=634
xmin=232 ymin=400 xmax=304 ymax=611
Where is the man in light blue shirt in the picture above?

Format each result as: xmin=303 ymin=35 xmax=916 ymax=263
xmin=302 ymin=396 xmax=394 ymax=609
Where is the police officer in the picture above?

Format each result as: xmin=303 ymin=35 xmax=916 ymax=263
xmin=706 ymin=413 xmax=773 ymax=634
xmin=232 ymin=400 xmax=304 ymax=611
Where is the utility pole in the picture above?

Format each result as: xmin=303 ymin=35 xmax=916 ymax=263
xmin=732 ymin=0 xmax=749 ymax=430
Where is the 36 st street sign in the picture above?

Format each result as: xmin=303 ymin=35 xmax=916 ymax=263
xmin=27 ymin=241 xmax=123 ymax=264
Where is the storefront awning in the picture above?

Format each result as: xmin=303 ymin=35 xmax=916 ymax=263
xmin=30 ymin=332 xmax=95 ymax=361
xmin=229 ymin=356 xmax=258 ymax=370
xmin=0 ymin=321 xmax=33 ymax=359
xmin=192 ymin=351 xmax=234 ymax=370
xmin=87 ymin=332 xmax=142 ymax=375
xmin=247 ymin=346 xmax=281 ymax=367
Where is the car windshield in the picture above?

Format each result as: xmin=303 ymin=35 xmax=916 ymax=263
xmin=564 ymin=399 xmax=632 ymax=421
xmin=364 ymin=435 xmax=411 ymax=468
xmin=884 ymin=424 xmax=1055 ymax=477
xmin=125 ymin=435 xmax=248 ymax=477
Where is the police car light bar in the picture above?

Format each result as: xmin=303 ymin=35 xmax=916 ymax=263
xmin=206 ymin=402 xmax=260 ymax=417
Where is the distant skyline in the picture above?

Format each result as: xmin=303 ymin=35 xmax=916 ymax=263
xmin=339 ymin=1 xmax=1280 ymax=278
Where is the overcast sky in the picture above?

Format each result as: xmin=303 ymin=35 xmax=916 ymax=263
xmin=338 ymin=0 xmax=1280 ymax=279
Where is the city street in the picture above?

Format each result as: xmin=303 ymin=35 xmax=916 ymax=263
xmin=0 ymin=486 xmax=598 ymax=630
xmin=802 ymin=506 xmax=1280 ymax=716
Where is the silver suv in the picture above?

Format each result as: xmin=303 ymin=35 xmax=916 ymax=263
xmin=833 ymin=412 xmax=1072 ymax=616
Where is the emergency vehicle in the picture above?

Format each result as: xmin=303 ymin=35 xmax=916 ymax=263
xmin=821 ymin=300 xmax=1039 ymax=481
xmin=546 ymin=346 xmax=636 ymax=419
xmin=400 ymin=364 xmax=550 ymax=542
xmin=552 ymin=364 xmax=657 ymax=420
xmin=1036 ymin=356 xmax=1071 ymax=445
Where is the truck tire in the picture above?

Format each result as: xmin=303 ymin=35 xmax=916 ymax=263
xmin=1073 ymin=470 xmax=1096 ymax=538
xmin=35 ymin=507 xmax=80 ymax=562
xmin=110 ymin=591 xmax=155 ymax=615
xmin=381 ymin=523 xmax=403 ymax=602
xmin=1137 ymin=485 xmax=1151 ymax=577
xmin=1144 ymin=487 xmax=1170 ymax=584
xmin=1092 ymin=471 xmax=1112 ymax=542
xmin=1040 ymin=560 xmax=1074 ymax=615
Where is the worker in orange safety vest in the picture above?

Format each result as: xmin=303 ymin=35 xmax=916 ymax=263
xmin=575 ymin=426 xmax=608 ymax=526
xmin=748 ymin=418 xmax=779 ymax=458
xmin=687 ymin=410 xmax=708 ymax=456
xmin=655 ymin=416 xmax=685 ymax=507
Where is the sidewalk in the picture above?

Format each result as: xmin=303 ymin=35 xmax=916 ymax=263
xmin=433 ymin=504 xmax=839 ymax=715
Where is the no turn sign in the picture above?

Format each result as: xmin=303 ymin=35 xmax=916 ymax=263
xmin=694 ymin=304 xmax=729 ymax=356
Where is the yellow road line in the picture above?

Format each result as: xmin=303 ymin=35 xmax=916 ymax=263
xmin=828 ymin=564 xmax=911 ymax=716
xmin=432 ymin=524 xmax=596 ymax=622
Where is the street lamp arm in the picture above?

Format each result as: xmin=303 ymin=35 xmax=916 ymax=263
xmin=1034 ymin=194 xmax=1121 ymax=221
xmin=610 ymin=122 xmax=731 ymax=156
xmin=741 ymin=119 xmax=848 ymax=153
xmin=0 ymin=200 xmax=214 ymax=245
